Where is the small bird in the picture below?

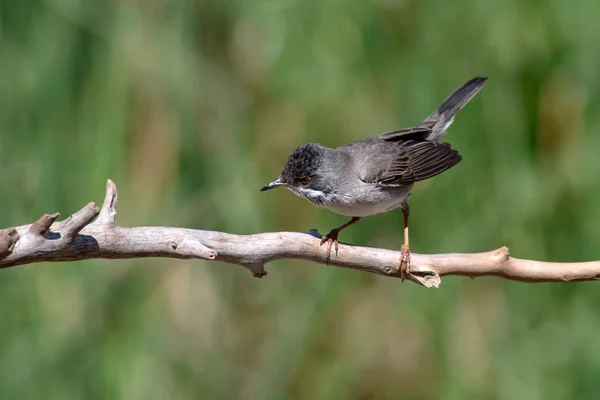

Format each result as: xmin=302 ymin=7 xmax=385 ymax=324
xmin=261 ymin=77 xmax=487 ymax=279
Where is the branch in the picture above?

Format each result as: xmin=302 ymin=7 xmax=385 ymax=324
xmin=0 ymin=180 xmax=598 ymax=288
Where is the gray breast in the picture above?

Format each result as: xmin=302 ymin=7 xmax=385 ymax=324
xmin=322 ymin=180 xmax=413 ymax=217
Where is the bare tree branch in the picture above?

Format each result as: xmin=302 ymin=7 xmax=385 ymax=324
xmin=0 ymin=180 xmax=598 ymax=287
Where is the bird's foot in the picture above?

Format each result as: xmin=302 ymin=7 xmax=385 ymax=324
xmin=399 ymin=244 xmax=411 ymax=281
xmin=320 ymin=229 xmax=340 ymax=265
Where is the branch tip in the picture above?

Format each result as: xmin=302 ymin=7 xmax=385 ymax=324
xmin=246 ymin=264 xmax=267 ymax=278
xmin=170 ymin=237 xmax=217 ymax=260
xmin=61 ymin=202 xmax=101 ymax=240
xmin=406 ymin=268 xmax=441 ymax=288
xmin=28 ymin=213 xmax=60 ymax=236
xmin=417 ymin=273 xmax=441 ymax=288
xmin=195 ymin=245 xmax=217 ymax=260
xmin=96 ymin=179 xmax=118 ymax=224
xmin=491 ymin=246 xmax=510 ymax=262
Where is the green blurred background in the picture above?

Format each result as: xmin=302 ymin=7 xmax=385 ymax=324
xmin=2 ymin=0 xmax=600 ymax=399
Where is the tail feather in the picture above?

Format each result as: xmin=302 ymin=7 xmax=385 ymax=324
xmin=420 ymin=76 xmax=487 ymax=139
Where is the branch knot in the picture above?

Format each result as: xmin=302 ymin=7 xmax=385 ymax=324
xmin=0 ymin=228 xmax=19 ymax=257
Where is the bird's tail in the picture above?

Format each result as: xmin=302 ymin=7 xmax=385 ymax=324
xmin=420 ymin=76 xmax=487 ymax=139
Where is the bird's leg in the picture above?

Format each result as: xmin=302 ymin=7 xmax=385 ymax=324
xmin=400 ymin=202 xmax=411 ymax=280
xmin=320 ymin=217 xmax=361 ymax=264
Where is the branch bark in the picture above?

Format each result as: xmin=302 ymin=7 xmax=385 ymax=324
xmin=0 ymin=180 xmax=598 ymax=288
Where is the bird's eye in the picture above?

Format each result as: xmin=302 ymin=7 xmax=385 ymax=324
xmin=299 ymin=176 xmax=311 ymax=186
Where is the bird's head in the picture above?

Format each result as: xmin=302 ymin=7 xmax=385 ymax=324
xmin=260 ymin=143 xmax=330 ymax=205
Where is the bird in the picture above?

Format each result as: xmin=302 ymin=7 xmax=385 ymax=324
xmin=261 ymin=77 xmax=487 ymax=279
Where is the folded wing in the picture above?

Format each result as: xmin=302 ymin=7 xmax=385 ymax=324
xmin=360 ymin=140 xmax=461 ymax=186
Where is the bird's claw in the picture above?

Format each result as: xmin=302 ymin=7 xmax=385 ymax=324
xmin=320 ymin=229 xmax=340 ymax=265
xmin=400 ymin=244 xmax=411 ymax=281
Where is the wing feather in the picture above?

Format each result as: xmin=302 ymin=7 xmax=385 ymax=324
xmin=362 ymin=140 xmax=461 ymax=186
xmin=377 ymin=124 xmax=434 ymax=142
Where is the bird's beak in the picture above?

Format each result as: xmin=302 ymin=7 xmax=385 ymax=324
xmin=260 ymin=177 xmax=284 ymax=192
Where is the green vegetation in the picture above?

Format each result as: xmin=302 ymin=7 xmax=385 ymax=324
xmin=2 ymin=0 xmax=600 ymax=398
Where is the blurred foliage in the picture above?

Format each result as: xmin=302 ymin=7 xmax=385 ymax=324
xmin=2 ymin=0 xmax=600 ymax=398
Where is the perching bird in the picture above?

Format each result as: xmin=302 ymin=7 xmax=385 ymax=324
xmin=261 ymin=77 xmax=487 ymax=279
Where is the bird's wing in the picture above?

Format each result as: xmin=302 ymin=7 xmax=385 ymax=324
xmin=376 ymin=124 xmax=434 ymax=142
xmin=359 ymin=140 xmax=461 ymax=186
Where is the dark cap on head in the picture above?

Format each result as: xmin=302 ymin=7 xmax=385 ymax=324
xmin=280 ymin=144 xmax=324 ymax=183
xmin=260 ymin=143 xmax=325 ymax=191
